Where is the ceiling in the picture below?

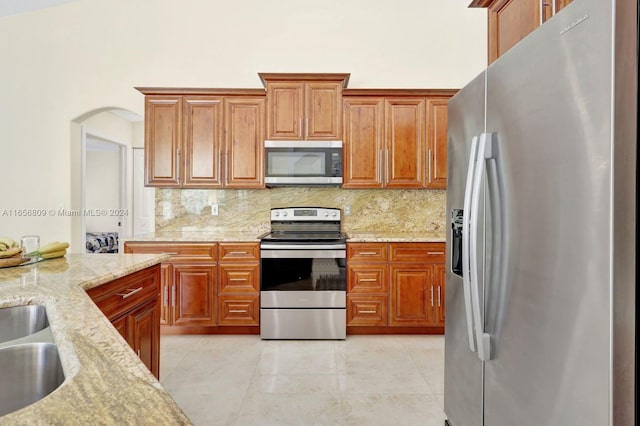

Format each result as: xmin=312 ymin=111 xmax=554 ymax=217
xmin=0 ymin=0 xmax=77 ymax=18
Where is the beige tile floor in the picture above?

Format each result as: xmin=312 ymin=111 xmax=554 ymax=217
xmin=160 ymin=335 xmax=446 ymax=426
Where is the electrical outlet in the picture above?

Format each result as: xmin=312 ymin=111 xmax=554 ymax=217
xmin=211 ymin=204 xmax=218 ymax=216
xmin=344 ymin=205 xmax=351 ymax=216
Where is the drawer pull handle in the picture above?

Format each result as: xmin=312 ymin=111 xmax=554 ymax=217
xmin=229 ymin=309 xmax=247 ymax=313
xmin=359 ymin=252 xmax=378 ymax=255
xmin=359 ymin=278 xmax=378 ymax=282
xmin=137 ymin=349 xmax=141 ymax=357
xmin=229 ymin=278 xmax=248 ymax=281
xmin=427 ymin=252 xmax=445 ymax=255
xmin=360 ymin=310 xmax=377 ymax=314
xmin=228 ymin=251 xmax=248 ymax=255
xmin=116 ymin=287 xmax=144 ymax=299
xmin=164 ymin=252 xmax=179 ymax=255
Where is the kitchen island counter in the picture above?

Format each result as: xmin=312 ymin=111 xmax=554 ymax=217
xmin=0 ymin=254 xmax=191 ymax=425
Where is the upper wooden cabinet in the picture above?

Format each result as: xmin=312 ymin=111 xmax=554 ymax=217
xmin=426 ymin=98 xmax=449 ymax=188
xmin=259 ymin=73 xmax=350 ymax=141
xmin=137 ymin=88 xmax=266 ymax=189
xmin=343 ymin=90 xmax=456 ymax=189
xmin=470 ymin=0 xmax=574 ymax=63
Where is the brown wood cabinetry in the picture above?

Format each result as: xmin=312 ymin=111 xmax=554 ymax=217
xmin=124 ymin=242 xmax=218 ymax=330
xmin=259 ymin=73 xmax=350 ymax=141
xmin=343 ymin=90 xmax=455 ymax=189
xmin=389 ymin=243 xmax=445 ymax=327
xmin=217 ymin=242 xmax=260 ymax=326
xmin=137 ymin=88 xmax=266 ymax=189
xmin=124 ymin=241 xmax=260 ymax=333
xmin=346 ymin=242 xmax=445 ymax=333
xmin=87 ymin=264 xmax=161 ymax=378
xmin=470 ymin=0 xmax=574 ymax=63
xmin=347 ymin=243 xmax=388 ymax=326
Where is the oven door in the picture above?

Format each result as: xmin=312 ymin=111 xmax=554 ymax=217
xmin=260 ymin=246 xmax=346 ymax=308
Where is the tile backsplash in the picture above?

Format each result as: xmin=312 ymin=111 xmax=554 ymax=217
xmin=155 ymin=188 xmax=446 ymax=237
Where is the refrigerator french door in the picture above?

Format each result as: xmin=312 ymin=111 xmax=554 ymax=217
xmin=444 ymin=0 xmax=637 ymax=425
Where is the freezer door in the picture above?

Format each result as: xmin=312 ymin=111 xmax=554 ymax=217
xmin=444 ymin=71 xmax=486 ymax=426
xmin=483 ymin=0 xmax=614 ymax=425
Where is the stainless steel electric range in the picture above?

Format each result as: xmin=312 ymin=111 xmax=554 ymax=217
xmin=259 ymin=207 xmax=346 ymax=340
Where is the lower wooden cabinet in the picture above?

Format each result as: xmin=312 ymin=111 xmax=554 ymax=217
xmin=124 ymin=241 xmax=260 ymax=333
xmin=87 ymin=264 xmax=161 ymax=378
xmin=346 ymin=242 xmax=445 ymax=333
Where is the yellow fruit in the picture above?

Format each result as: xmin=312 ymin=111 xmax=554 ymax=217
xmin=0 ymin=237 xmax=17 ymax=249
xmin=31 ymin=242 xmax=70 ymax=256
xmin=0 ymin=247 xmax=22 ymax=258
xmin=41 ymin=249 xmax=66 ymax=259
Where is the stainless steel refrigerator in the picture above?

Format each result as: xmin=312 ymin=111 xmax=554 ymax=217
xmin=444 ymin=0 xmax=637 ymax=425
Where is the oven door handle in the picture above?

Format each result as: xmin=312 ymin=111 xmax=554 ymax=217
xmin=260 ymin=244 xmax=346 ymax=250
xmin=261 ymin=248 xmax=346 ymax=259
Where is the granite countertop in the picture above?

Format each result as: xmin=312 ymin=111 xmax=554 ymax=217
xmin=123 ymin=230 xmax=262 ymax=243
xmin=124 ymin=230 xmax=445 ymax=243
xmin=346 ymin=232 xmax=445 ymax=242
xmin=0 ymin=254 xmax=191 ymax=425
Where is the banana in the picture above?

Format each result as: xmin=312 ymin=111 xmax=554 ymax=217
xmin=30 ymin=242 xmax=70 ymax=256
xmin=0 ymin=237 xmax=17 ymax=249
xmin=0 ymin=243 xmax=7 ymax=251
xmin=0 ymin=247 xmax=22 ymax=258
xmin=41 ymin=249 xmax=66 ymax=259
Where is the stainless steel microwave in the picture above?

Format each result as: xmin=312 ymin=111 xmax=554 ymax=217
xmin=264 ymin=140 xmax=343 ymax=186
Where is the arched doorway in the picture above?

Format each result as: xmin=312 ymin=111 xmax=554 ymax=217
xmin=70 ymin=107 xmax=144 ymax=253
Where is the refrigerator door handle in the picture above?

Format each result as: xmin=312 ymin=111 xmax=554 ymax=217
xmin=470 ymin=132 xmax=493 ymax=361
xmin=462 ymin=135 xmax=480 ymax=352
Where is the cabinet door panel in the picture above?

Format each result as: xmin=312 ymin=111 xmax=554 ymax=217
xmin=266 ymin=82 xmax=304 ymax=140
xmin=433 ymin=264 xmax=446 ymax=327
xmin=305 ymin=82 xmax=342 ymax=140
xmin=389 ymin=265 xmax=432 ymax=326
xmin=160 ymin=263 xmax=171 ymax=325
xmin=343 ymin=97 xmax=384 ymax=188
xmin=129 ymin=297 xmax=160 ymax=378
xmin=183 ymin=97 xmax=223 ymax=188
xmin=426 ymin=98 xmax=449 ymax=189
xmin=145 ymin=96 xmax=182 ymax=187
xmin=489 ymin=0 xmax=541 ymax=63
xmin=385 ymin=98 xmax=425 ymax=188
xmin=225 ymin=97 xmax=265 ymax=188
xmin=173 ymin=264 xmax=217 ymax=326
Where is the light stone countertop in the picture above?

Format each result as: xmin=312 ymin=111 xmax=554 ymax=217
xmin=0 ymin=254 xmax=191 ymax=425
xmin=346 ymin=232 xmax=445 ymax=242
xmin=124 ymin=230 xmax=263 ymax=243
xmin=124 ymin=230 xmax=445 ymax=243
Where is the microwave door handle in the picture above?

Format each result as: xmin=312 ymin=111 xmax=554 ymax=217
xmin=462 ymin=135 xmax=479 ymax=352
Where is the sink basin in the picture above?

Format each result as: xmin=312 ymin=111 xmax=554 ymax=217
xmin=0 ymin=305 xmax=49 ymax=343
xmin=0 ymin=343 xmax=65 ymax=416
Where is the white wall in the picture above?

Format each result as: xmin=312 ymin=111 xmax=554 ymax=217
xmin=85 ymin=149 xmax=120 ymax=233
xmin=0 ymin=0 xmax=486 ymax=247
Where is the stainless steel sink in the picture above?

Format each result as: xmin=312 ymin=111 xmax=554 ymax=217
xmin=0 ymin=305 xmax=49 ymax=343
xmin=0 ymin=342 xmax=65 ymax=416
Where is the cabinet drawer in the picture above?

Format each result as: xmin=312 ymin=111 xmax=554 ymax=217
xmin=87 ymin=265 xmax=160 ymax=321
xmin=124 ymin=242 xmax=217 ymax=263
xmin=347 ymin=264 xmax=387 ymax=293
xmin=389 ymin=242 xmax=445 ymax=263
xmin=219 ymin=263 xmax=260 ymax=293
xmin=347 ymin=295 xmax=388 ymax=326
xmin=347 ymin=243 xmax=388 ymax=263
xmin=218 ymin=295 xmax=259 ymax=326
xmin=218 ymin=242 xmax=260 ymax=262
